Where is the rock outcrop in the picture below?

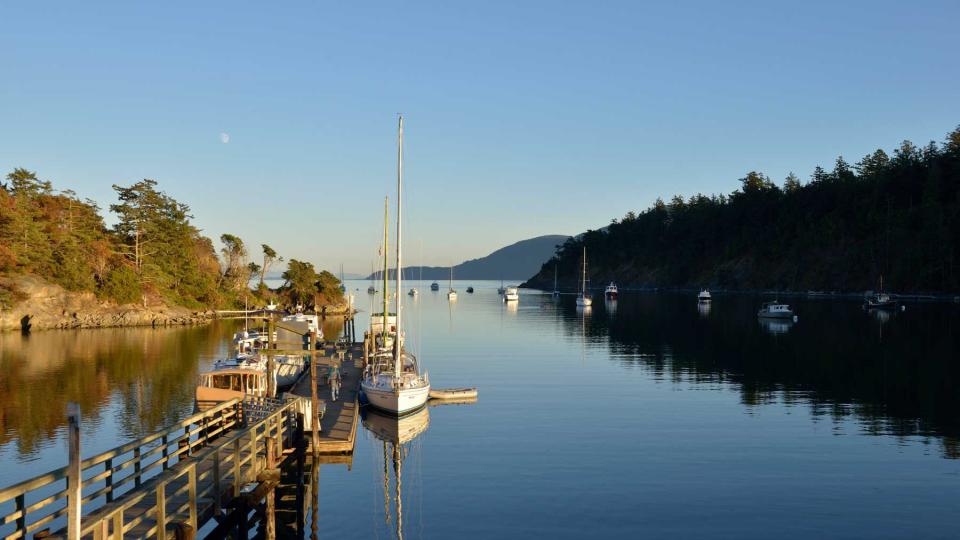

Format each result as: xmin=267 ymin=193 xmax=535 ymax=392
xmin=0 ymin=275 xmax=214 ymax=332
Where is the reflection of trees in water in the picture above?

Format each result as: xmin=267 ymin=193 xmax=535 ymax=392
xmin=0 ymin=322 xmax=237 ymax=456
xmin=557 ymin=294 xmax=960 ymax=458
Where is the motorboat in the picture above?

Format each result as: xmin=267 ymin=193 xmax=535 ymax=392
xmin=503 ymin=286 xmax=519 ymax=302
xmin=757 ymin=301 xmax=794 ymax=319
xmin=408 ymin=287 xmax=418 ymax=297
xmin=604 ymin=282 xmax=618 ymax=299
xmin=466 ymin=286 xmax=474 ymax=293
xmin=430 ymin=282 xmax=440 ymax=291
xmin=698 ymin=289 xmax=712 ymax=302
xmin=196 ymin=368 xmax=273 ymax=410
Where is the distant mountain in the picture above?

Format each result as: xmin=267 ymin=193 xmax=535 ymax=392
xmin=366 ymin=235 xmax=569 ymax=281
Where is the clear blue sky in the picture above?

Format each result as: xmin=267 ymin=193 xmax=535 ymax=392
xmin=1 ymin=1 xmax=957 ymax=274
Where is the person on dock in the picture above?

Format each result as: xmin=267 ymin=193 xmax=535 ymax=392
xmin=328 ymin=362 xmax=342 ymax=401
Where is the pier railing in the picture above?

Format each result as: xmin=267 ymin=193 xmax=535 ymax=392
xmin=0 ymin=396 xmax=304 ymax=540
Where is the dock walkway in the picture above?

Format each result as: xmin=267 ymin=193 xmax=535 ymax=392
xmin=288 ymin=342 xmax=364 ymax=454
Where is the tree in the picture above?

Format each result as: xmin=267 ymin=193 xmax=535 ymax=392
xmin=945 ymin=125 xmax=960 ymax=155
xmin=260 ymin=244 xmax=281 ymax=285
xmin=219 ymin=233 xmax=248 ymax=291
xmin=855 ymin=149 xmax=890 ymax=178
xmin=783 ymin=172 xmax=802 ymax=192
xmin=281 ymin=259 xmax=319 ymax=307
xmin=6 ymin=168 xmax=52 ymax=197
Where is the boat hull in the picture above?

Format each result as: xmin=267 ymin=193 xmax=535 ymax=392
xmin=362 ymin=382 xmax=431 ymax=415
xmin=757 ymin=311 xmax=794 ymax=319
xmin=576 ymin=298 xmax=593 ymax=307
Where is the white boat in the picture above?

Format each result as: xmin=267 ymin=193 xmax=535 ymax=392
xmin=576 ymin=246 xmax=593 ymax=307
xmin=604 ymin=282 xmax=618 ymax=299
xmin=447 ymin=267 xmax=457 ymax=300
xmin=757 ymin=301 xmax=794 ymax=319
xmin=279 ymin=312 xmax=322 ymax=342
xmin=698 ymin=289 xmax=712 ymax=302
xmin=503 ymin=286 xmax=519 ymax=302
xmin=196 ymin=367 xmax=272 ymax=410
xmin=552 ymin=265 xmax=560 ymax=297
xmin=497 ymin=279 xmax=506 ymax=295
xmin=272 ymin=355 xmax=306 ymax=387
xmin=361 ymin=116 xmax=430 ymax=415
xmin=408 ymin=287 xmax=418 ymax=297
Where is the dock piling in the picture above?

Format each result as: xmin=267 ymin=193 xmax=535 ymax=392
xmin=67 ymin=403 xmax=81 ymax=540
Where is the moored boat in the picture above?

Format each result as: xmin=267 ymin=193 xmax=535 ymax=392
xmin=503 ymin=286 xmax=519 ymax=302
xmin=698 ymin=289 xmax=712 ymax=302
xmin=757 ymin=301 xmax=794 ymax=319
xmin=605 ymin=282 xmax=618 ymax=299
xmin=576 ymin=247 xmax=592 ymax=307
xmin=361 ymin=116 xmax=430 ymax=416
xmin=466 ymin=286 xmax=474 ymax=293
xmin=430 ymin=282 xmax=439 ymax=291
xmin=196 ymin=368 xmax=272 ymax=410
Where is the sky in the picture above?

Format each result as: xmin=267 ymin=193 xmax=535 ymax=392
xmin=1 ymin=1 xmax=957 ymax=274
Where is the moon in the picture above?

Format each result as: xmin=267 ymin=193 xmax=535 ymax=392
xmin=220 ymin=132 xmax=230 ymax=144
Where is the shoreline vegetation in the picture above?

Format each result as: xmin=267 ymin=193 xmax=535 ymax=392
xmin=524 ymin=125 xmax=960 ymax=296
xmin=0 ymin=173 xmax=346 ymax=332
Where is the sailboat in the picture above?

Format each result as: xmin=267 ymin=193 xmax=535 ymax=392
xmin=338 ymin=263 xmax=347 ymax=293
xmin=552 ymin=264 xmax=560 ymax=297
xmin=497 ymin=279 xmax=506 ymax=295
xmin=447 ymin=266 xmax=457 ymax=300
xmin=368 ymin=262 xmax=377 ymax=295
xmin=576 ymin=246 xmax=593 ymax=307
xmin=864 ymin=274 xmax=897 ymax=310
xmin=361 ymin=116 xmax=431 ymax=415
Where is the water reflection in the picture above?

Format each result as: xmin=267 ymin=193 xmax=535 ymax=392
xmin=604 ymin=298 xmax=617 ymax=317
xmin=0 ymin=322 xmax=238 ymax=457
xmin=697 ymin=301 xmax=711 ymax=318
xmin=759 ymin=317 xmax=794 ymax=335
xmin=556 ymin=292 xmax=960 ymax=458
xmin=362 ymin=408 xmax=430 ymax=539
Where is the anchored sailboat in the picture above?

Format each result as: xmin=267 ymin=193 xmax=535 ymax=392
xmin=576 ymin=246 xmax=593 ymax=307
xmin=361 ymin=116 xmax=431 ymax=415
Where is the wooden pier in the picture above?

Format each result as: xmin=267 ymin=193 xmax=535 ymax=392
xmin=287 ymin=342 xmax=364 ymax=456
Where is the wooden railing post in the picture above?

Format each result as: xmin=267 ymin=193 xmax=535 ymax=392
xmin=67 ymin=403 xmax=81 ymax=540
xmin=112 ymin=510 xmax=123 ymax=540
xmin=162 ymin=435 xmax=169 ymax=470
xmin=212 ymin=449 xmax=222 ymax=516
xmin=105 ymin=458 xmax=114 ymax=503
xmin=232 ymin=438 xmax=242 ymax=496
xmin=265 ymin=437 xmax=277 ymax=540
xmin=14 ymin=493 xmax=25 ymax=537
xmin=187 ymin=466 xmax=198 ymax=530
xmin=156 ymin=482 xmax=167 ymax=540
xmin=309 ymin=330 xmax=320 ymax=454
xmin=134 ymin=447 xmax=142 ymax=488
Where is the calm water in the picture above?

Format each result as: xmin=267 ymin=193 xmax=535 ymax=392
xmin=2 ymin=280 xmax=959 ymax=538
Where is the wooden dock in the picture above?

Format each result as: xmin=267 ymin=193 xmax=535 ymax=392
xmin=288 ymin=342 xmax=364 ymax=455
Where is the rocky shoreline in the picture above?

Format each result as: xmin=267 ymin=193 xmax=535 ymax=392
xmin=1 ymin=275 xmax=356 ymax=333
xmin=0 ymin=275 xmax=215 ymax=332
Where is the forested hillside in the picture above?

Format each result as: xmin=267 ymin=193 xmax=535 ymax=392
xmin=524 ymin=126 xmax=960 ymax=294
xmin=0 ymin=171 xmax=341 ymax=312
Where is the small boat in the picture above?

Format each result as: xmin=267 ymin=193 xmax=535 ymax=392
xmin=864 ymin=276 xmax=896 ymax=310
xmin=552 ymin=265 xmax=560 ymax=297
xmin=368 ymin=285 xmax=377 ymax=294
xmin=338 ymin=264 xmax=347 ymax=293
xmin=430 ymin=282 xmax=440 ymax=291
xmin=757 ymin=301 xmax=794 ymax=319
xmin=503 ymin=286 xmax=519 ymax=302
xmin=576 ymin=247 xmax=592 ymax=307
xmin=466 ymin=286 xmax=474 ymax=293
xmin=447 ymin=267 xmax=457 ymax=300
xmin=497 ymin=279 xmax=506 ymax=295
xmin=196 ymin=368 xmax=273 ymax=410
xmin=698 ymin=289 xmax=712 ymax=302
xmin=408 ymin=287 xmax=418 ymax=297
xmin=864 ymin=293 xmax=896 ymax=310
xmin=429 ymin=387 xmax=478 ymax=400
xmin=604 ymin=282 xmax=618 ymax=299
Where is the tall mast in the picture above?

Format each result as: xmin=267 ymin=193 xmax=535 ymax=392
xmin=395 ymin=115 xmax=404 ymax=378
xmin=582 ymin=246 xmax=587 ymax=295
xmin=382 ymin=196 xmax=389 ymax=345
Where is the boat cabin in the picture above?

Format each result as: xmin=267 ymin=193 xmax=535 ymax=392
xmin=196 ymin=368 xmax=271 ymax=409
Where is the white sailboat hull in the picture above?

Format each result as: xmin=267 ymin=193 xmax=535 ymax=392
xmin=362 ymin=381 xmax=431 ymax=415
xmin=576 ymin=296 xmax=593 ymax=307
